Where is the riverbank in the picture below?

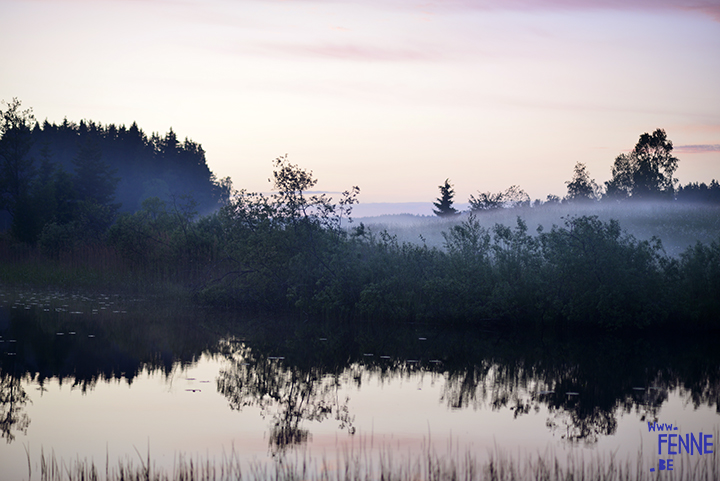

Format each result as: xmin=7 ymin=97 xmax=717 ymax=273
xmin=2 ymin=201 xmax=720 ymax=332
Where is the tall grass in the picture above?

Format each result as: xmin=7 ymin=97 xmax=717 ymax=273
xmin=0 ymin=238 xmax=191 ymax=297
xmin=27 ymin=440 xmax=720 ymax=481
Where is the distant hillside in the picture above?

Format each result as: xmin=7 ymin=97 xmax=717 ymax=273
xmin=352 ymin=202 xmax=471 ymax=218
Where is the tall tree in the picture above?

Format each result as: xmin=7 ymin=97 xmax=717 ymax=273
xmin=565 ymin=162 xmax=600 ymax=202
xmin=605 ymin=129 xmax=679 ymax=200
xmin=632 ymin=129 xmax=678 ymax=198
xmin=605 ymin=153 xmax=634 ymax=199
xmin=0 ymin=98 xmax=36 ymax=214
xmin=433 ymin=178 xmax=459 ymax=217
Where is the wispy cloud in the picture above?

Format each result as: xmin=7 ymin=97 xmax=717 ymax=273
xmin=24 ymin=0 xmax=720 ymax=23
xmin=685 ymin=4 xmax=720 ymax=21
xmin=263 ymin=42 xmax=441 ymax=62
xmin=675 ymin=144 xmax=720 ymax=153
xmin=428 ymin=0 xmax=716 ymax=11
xmin=400 ymin=0 xmax=720 ymax=22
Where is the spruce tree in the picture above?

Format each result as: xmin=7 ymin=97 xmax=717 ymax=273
xmin=433 ymin=178 xmax=459 ymax=217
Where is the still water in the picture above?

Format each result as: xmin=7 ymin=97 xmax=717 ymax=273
xmin=0 ymin=287 xmax=718 ymax=479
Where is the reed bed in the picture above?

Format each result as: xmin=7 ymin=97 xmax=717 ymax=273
xmin=26 ymin=441 xmax=720 ymax=481
xmin=0 ymin=240 xmax=193 ymax=297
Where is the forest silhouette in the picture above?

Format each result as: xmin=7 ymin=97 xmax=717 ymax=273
xmin=433 ymin=128 xmax=720 ymax=217
xmin=1 ymin=99 xmax=719 ymax=331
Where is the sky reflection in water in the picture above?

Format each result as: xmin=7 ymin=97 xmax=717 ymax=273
xmin=0 ymin=289 xmax=718 ymax=479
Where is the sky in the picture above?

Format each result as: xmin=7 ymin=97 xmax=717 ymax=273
xmin=1 ymin=0 xmax=719 ymax=206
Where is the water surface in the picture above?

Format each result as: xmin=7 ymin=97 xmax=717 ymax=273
xmin=0 ymin=287 xmax=718 ymax=479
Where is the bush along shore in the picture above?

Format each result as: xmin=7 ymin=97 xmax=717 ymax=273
xmin=2 ymin=156 xmax=719 ymax=332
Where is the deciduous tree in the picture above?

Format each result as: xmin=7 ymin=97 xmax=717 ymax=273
xmin=469 ymin=185 xmax=529 ymax=211
xmin=565 ymin=162 xmax=600 ymax=202
xmin=605 ymin=129 xmax=678 ymax=200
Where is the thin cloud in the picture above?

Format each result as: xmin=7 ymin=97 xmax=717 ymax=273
xmin=28 ymin=0 xmax=720 ymax=22
xmin=274 ymin=43 xmax=441 ymax=62
xmin=686 ymin=4 xmax=720 ymax=21
xmin=411 ymin=0 xmax=720 ymax=22
xmin=674 ymin=144 xmax=720 ymax=153
xmin=432 ymin=0 xmax=717 ymax=11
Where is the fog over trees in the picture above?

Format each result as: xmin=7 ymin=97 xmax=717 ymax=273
xmin=433 ymin=128 xmax=718 ymax=216
xmin=605 ymin=129 xmax=679 ymax=200
xmin=0 ymin=98 xmax=231 ymax=243
xmin=2 ymin=100 xmax=720 ymax=331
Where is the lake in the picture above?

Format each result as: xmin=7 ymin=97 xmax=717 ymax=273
xmin=0 ymin=286 xmax=718 ymax=480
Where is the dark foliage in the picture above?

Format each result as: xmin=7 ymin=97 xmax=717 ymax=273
xmin=433 ymin=178 xmax=460 ymax=217
xmin=605 ymin=129 xmax=678 ymax=200
xmin=469 ymin=185 xmax=529 ymax=211
xmin=676 ymin=180 xmax=720 ymax=204
xmin=565 ymin=162 xmax=600 ymax=202
xmin=29 ymin=119 xmax=229 ymax=214
xmin=2 ymin=105 xmax=720 ymax=331
xmin=0 ymin=99 xmax=230 ymax=246
xmin=100 ymin=157 xmax=720 ymax=331
xmin=0 ymin=98 xmax=36 ymax=217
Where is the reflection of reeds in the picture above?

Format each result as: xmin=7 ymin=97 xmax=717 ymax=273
xmin=29 ymin=439 xmax=720 ymax=481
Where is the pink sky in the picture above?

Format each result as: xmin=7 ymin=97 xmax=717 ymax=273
xmin=1 ymin=0 xmax=719 ymax=204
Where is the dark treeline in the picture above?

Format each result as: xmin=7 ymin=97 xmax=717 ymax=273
xmin=31 ymin=119 xmax=231 ymax=211
xmin=1 ymin=101 xmax=719 ymax=331
xmin=100 ymin=156 xmax=720 ymax=331
xmin=434 ymin=128 xmax=720 ymax=217
xmin=676 ymin=180 xmax=720 ymax=203
xmin=0 ymin=98 xmax=231 ymax=244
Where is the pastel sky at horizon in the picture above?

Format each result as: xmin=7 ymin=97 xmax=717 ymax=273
xmin=2 ymin=0 xmax=719 ymax=204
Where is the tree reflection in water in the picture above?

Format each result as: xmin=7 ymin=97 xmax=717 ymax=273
xmin=436 ymin=338 xmax=686 ymax=445
xmin=1 ymin=288 xmax=718 ymax=449
xmin=216 ymin=340 xmax=355 ymax=454
xmin=0 ymin=370 xmax=30 ymax=443
xmin=214 ymin=325 xmax=720 ymax=449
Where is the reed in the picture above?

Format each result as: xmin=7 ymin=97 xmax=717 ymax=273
xmin=27 ymin=440 xmax=720 ymax=481
xmin=0 ymin=239 xmax=193 ymax=297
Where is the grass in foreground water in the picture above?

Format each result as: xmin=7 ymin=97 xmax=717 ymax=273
xmin=27 ymin=441 xmax=720 ymax=481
